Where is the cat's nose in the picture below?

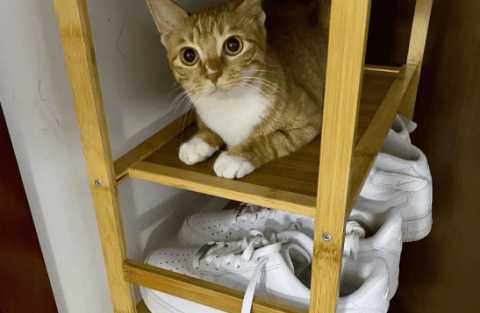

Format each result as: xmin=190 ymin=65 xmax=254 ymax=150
xmin=207 ymin=71 xmax=222 ymax=84
xmin=205 ymin=64 xmax=222 ymax=84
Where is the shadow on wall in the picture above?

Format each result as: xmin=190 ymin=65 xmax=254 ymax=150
xmin=119 ymin=179 xmax=229 ymax=302
xmin=84 ymin=0 xmax=232 ymax=265
xmin=119 ymin=179 xmax=229 ymax=262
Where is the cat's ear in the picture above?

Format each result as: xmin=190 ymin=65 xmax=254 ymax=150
xmin=233 ymin=0 xmax=266 ymax=25
xmin=147 ymin=0 xmax=188 ymax=42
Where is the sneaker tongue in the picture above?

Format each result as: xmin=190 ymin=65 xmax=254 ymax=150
xmin=195 ymin=241 xmax=244 ymax=261
xmin=195 ymin=242 xmax=216 ymax=261
xmin=280 ymin=243 xmax=311 ymax=276
xmin=229 ymin=203 xmax=261 ymax=224
xmin=236 ymin=203 xmax=259 ymax=215
xmin=276 ymin=231 xmax=314 ymax=257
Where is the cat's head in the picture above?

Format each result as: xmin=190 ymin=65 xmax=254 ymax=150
xmin=147 ymin=0 xmax=267 ymax=98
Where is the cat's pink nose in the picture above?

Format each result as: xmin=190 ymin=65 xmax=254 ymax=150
xmin=207 ymin=71 xmax=222 ymax=84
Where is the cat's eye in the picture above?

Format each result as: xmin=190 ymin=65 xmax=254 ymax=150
xmin=181 ymin=48 xmax=198 ymax=66
xmin=224 ymin=37 xmax=243 ymax=56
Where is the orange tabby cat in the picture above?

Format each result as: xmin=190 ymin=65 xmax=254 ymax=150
xmin=147 ymin=0 xmax=329 ymax=179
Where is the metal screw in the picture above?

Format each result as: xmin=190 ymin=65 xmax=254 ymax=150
xmin=94 ymin=179 xmax=102 ymax=187
xmin=322 ymin=233 xmax=332 ymax=242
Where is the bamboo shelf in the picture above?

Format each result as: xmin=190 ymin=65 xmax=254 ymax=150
xmin=114 ymin=66 xmax=412 ymax=218
xmin=51 ymin=0 xmax=432 ymax=312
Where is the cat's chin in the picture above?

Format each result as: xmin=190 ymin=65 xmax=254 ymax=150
xmin=206 ymin=85 xmax=232 ymax=98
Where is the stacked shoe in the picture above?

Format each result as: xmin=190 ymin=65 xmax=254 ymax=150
xmin=140 ymin=114 xmax=429 ymax=312
xmin=177 ymin=204 xmax=403 ymax=300
xmin=140 ymin=229 xmax=392 ymax=313
xmin=357 ymin=116 xmax=433 ymax=242
xmin=141 ymin=203 xmax=403 ymax=312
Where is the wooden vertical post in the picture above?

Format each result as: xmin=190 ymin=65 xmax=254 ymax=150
xmin=51 ymin=0 xmax=136 ymax=312
xmin=309 ymin=0 xmax=372 ymax=312
xmin=399 ymin=0 xmax=434 ymax=119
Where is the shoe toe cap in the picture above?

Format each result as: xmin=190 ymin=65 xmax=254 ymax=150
xmin=145 ymin=248 xmax=197 ymax=273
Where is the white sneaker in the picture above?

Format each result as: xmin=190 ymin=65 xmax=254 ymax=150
xmin=178 ymin=203 xmax=314 ymax=246
xmin=140 ymin=231 xmax=390 ymax=313
xmin=142 ymin=231 xmax=312 ymax=313
xmin=345 ymin=207 xmax=403 ymax=299
xmin=391 ymin=114 xmax=417 ymax=143
xmin=338 ymin=258 xmax=390 ymax=313
xmin=355 ymin=129 xmax=433 ymax=242
xmin=179 ymin=203 xmax=402 ymax=299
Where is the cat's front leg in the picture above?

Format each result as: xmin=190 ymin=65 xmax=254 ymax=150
xmin=179 ymin=121 xmax=224 ymax=165
xmin=214 ymin=126 xmax=319 ymax=179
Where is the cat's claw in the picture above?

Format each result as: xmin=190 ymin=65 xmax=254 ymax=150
xmin=179 ymin=138 xmax=218 ymax=165
xmin=214 ymin=153 xmax=255 ymax=179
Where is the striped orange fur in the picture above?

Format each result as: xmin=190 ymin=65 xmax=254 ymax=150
xmin=147 ymin=0 xmax=330 ymax=179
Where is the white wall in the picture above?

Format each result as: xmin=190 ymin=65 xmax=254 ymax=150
xmin=0 ymin=0 xmax=227 ymax=312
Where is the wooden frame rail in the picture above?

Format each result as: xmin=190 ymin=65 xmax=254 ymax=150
xmin=124 ymin=259 xmax=307 ymax=313
xmin=114 ymin=112 xmax=196 ymax=183
xmin=348 ymin=64 xmax=418 ymax=211
xmin=129 ymin=161 xmax=318 ymax=216
xmin=51 ymin=0 xmax=136 ymax=311
xmin=310 ymin=0 xmax=372 ymax=311
xmin=399 ymin=0 xmax=433 ymax=119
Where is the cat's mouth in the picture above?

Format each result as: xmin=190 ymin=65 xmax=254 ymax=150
xmin=208 ymin=84 xmax=227 ymax=95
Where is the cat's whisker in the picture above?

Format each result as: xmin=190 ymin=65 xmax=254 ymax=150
xmin=183 ymin=95 xmax=194 ymax=114
xmin=241 ymin=76 xmax=287 ymax=98
xmin=169 ymin=91 xmax=184 ymax=112
xmin=170 ymin=87 xmax=196 ymax=115
xmin=167 ymin=83 xmax=183 ymax=98
xmin=247 ymin=79 xmax=285 ymax=96
xmin=238 ymin=82 xmax=278 ymax=104
xmin=242 ymin=69 xmax=281 ymax=75
xmin=180 ymin=95 xmax=197 ymax=145
xmin=238 ymin=81 xmax=282 ymax=102
xmin=176 ymin=93 xmax=194 ymax=115
xmin=169 ymin=90 xmax=188 ymax=113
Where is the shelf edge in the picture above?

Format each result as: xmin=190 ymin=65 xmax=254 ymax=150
xmin=114 ymin=111 xmax=196 ymax=184
xmin=129 ymin=162 xmax=317 ymax=217
xmin=124 ymin=259 xmax=307 ymax=313
xmin=364 ymin=64 xmax=402 ymax=74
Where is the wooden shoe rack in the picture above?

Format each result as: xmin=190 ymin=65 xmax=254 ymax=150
xmin=51 ymin=0 xmax=432 ymax=312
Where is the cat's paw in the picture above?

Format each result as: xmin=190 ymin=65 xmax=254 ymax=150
xmin=179 ymin=138 xmax=218 ymax=165
xmin=213 ymin=153 xmax=255 ymax=179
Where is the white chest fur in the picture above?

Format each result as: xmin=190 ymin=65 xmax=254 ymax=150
xmin=193 ymin=86 xmax=270 ymax=148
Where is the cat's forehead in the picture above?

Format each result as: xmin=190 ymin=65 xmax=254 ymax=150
xmin=183 ymin=10 xmax=250 ymax=43
xmin=189 ymin=11 xmax=227 ymax=38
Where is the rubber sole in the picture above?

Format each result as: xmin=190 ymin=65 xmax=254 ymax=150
xmin=140 ymin=287 xmax=184 ymax=313
xmin=401 ymin=208 xmax=433 ymax=242
xmin=388 ymin=273 xmax=399 ymax=300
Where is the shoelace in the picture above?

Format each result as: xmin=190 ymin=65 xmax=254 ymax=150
xmin=344 ymin=221 xmax=366 ymax=259
xmin=241 ymin=231 xmax=312 ymax=313
xmin=191 ymin=231 xmax=285 ymax=313
xmin=191 ymin=231 xmax=276 ymax=270
xmin=232 ymin=203 xmax=276 ymax=225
